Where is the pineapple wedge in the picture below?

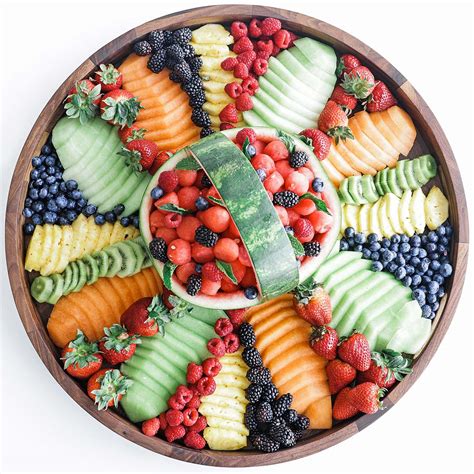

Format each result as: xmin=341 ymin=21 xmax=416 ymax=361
xmin=38 ymin=225 xmax=54 ymax=273
xmin=190 ymin=42 xmax=230 ymax=57
xmin=425 ymin=186 xmax=449 ymax=230
xmin=358 ymin=203 xmax=371 ymax=234
xmin=84 ymin=218 xmax=100 ymax=256
xmin=205 ymin=91 xmax=233 ymax=105
xmin=203 ymin=70 xmax=237 ymax=84
xmin=409 ymin=188 xmax=426 ymax=234
xmin=70 ymin=214 xmax=88 ymax=260
xmin=369 ymin=200 xmax=383 ymax=237
xmin=378 ymin=196 xmax=395 ymax=238
xmin=192 ymin=24 xmax=234 ymax=45
xmin=385 ymin=193 xmax=404 ymax=234
xmin=40 ymin=225 xmax=62 ymax=275
xmin=55 ymin=225 xmax=73 ymax=274
xmin=96 ymin=222 xmax=114 ymax=250
xmin=203 ymin=80 xmax=226 ymax=94
xmin=201 ymin=56 xmax=230 ymax=72
xmin=344 ymin=204 xmax=359 ymax=232
xmin=399 ymin=190 xmax=415 ymax=237
xmin=25 ymin=225 xmax=45 ymax=271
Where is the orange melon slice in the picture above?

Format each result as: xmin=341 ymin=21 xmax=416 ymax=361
xmin=320 ymin=155 xmax=345 ymax=187
xmin=336 ymin=140 xmax=378 ymax=175
xmin=305 ymin=396 xmax=333 ymax=429
xmin=341 ymin=134 xmax=386 ymax=171
xmin=369 ymin=112 xmax=407 ymax=155
xmin=384 ymin=106 xmax=416 ymax=155
xmin=327 ymin=147 xmax=360 ymax=177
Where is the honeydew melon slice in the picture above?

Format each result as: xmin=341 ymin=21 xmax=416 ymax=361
xmin=312 ymin=250 xmax=361 ymax=283
xmin=248 ymin=96 xmax=303 ymax=133
xmin=242 ymin=109 xmax=270 ymax=127
xmin=324 ymin=258 xmax=372 ymax=294
xmin=409 ymin=188 xmax=426 ymax=234
xmin=387 ymin=317 xmax=431 ymax=354
xmin=293 ymin=37 xmax=338 ymax=76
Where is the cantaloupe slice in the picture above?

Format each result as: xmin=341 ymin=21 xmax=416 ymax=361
xmin=327 ymin=147 xmax=360 ymax=177
xmin=342 ymin=134 xmax=386 ymax=171
xmin=320 ymin=155 xmax=346 ymax=186
xmin=369 ymin=112 xmax=408 ymax=155
xmin=385 ymin=106 xmax=417 ymax=155
xmin=336 ymin=140 xmax=378 ymax=175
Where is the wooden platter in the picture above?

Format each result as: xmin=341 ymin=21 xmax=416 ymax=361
xmin=5 ymin=4 xmax=469 ymax=467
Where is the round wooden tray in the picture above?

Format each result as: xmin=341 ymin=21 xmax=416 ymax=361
xmin=5 ymin=4 xmax=470 ymax=467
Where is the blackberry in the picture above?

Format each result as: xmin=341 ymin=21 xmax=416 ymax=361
xmin=293 ymin=430 xmax=305 ymax=440
xmin=163 ymin=30 xmax=174 ymax=46
xmin=173 ymin=27 xmax=192 ymax=45
xmin=244 ymin=404 xmax=258 ymax=432
xmin=261 ymin=383 xmax=279 ymax=402
xmin=187 ymin=56 xmax=203 ymax=74
xmin=149 ymin=237 xmax=168 ymax=263
xmin=251 ymin=433 xmax=280 ymax=453
xmin=242 ymin=347 xmax=263 ymax=368
xmin=165 ymin=55 xmax=178 ymax=71
xmin=191 ymin=108 xmax=211 ymax=127
xmin=247 ymin=367 xmax=271 ymax=385
xmin=182 ymin=75 xmax=203 ymax=96
xmin=303 ymin=241 xmax=321 ymax=257
xmin=273 ymin=190 xmax=299 ymax=208
xmin=181 ymin=43 xmax=195 ymax=59
xmin=291 ymin=414 xmax=309 ymax=431
xmin=174 ymin=61 xmax=192 ymax=83
xmin=269 ymin=417 xmax=286 ymax=430
xmin=148 ymin=30 xmax=165 ymax=51
xmin=169 ymin=71 xmax=182 ymax=83
xmin=272 ymin=394 xmax=293 ymax=417
xmin=246 ymin=383 xmax=263 ymax=403
xmin=186 ymin=274 xmax=202 ymax=296
xmin=269 ymin=425 xmax=296 ymax=447
xmin=133 ymin=40 xmax=152 ymax=56
xmin=200 ymin=127 xmax=214 ymax=138
xmin=195 ymin=225 xmax=218 ymax=247
xmin=256 ymin=402 xmax=273 ymax=423
xmin=289 ymin=150 xmax=309 ymax=168
xmin=283 ymin=409 xmax=298 ymax=424
xmin=147 ymin=51 xmax=166 ymax=73
xmin=201 ymin=173 xmax=212 ymax=188
xmin=166 ymin=44 xmax=185 ymax=61
xmin=238 ymin=322 xmax=256 ymax=347
xmin=189 ymin=90 xmax=206 ymax=108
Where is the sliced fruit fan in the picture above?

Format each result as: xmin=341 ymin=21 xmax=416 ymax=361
xmin=16 ymin=11 xmax=457 ymax=459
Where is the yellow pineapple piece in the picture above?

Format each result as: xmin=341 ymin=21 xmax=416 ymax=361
xmin=209 ymin=114 xmax=221 ymax=128
xmin=54 ymin=225 xmax=73 ymax=274
xmin=203 ymin=102 xmax=226 ymax=116
xmin=201 ymin=55 xmax=234 ymax=72
xmin=129 ymin=226 xmax=140 ymax=239
xmin=25 ymin=225 xmax=45 ymax=271
xmin=425 ymin=186 xmax=449 ymax=230
xmin=202 ymin=69 xmax=237 ymax=83
xmin=235 ymin=120 xmax=246 ymax=128
xmin=203 ymin=80 xmax=226 ymax=94
xmin=83 ymin=217 xmax=100 ymax=255
xmin=109 ymin=221 xmax=127 ymax=245
xmin=190 ymin=42 xmax=230 ymax=58
xmin=37 ymin=225 xmax=54 ymax=273
xmin=40 ymin=225 xmax=62 ymax=275
xmin=70 ymin=214 xmax=88 ymax=260
xmin=192 ymin=24 xmax=233 ymax=45
xmin=96 ymin=222 xmax=113 ymax=249
xmin=206 ymin=91 xmax=233 ymax=105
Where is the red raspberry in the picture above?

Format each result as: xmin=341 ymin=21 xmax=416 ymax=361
xmin=230 ymin=21 xmax=248 ymax=40
xmin=219 ymin=103 xmax=239 ymax=123
xmin=188 ymin=415 xmax=207 ymax=432
xmin=261 ymin=17 xmax=281 ymax=36
xmin=237 ymin=50 xmax=257 ymax=68
xmin=236 ymin=128 xmax=257 ymax=145
xmin=252 ymin=58 xmax=268 ymax=76
xmin=288 ymin=31 xmax=298 ymax=47
xmin=248 ymin=18 xmax=263 ymax=38
xmin=220 ymin=123 xmax=235 ymax=131
xmin=256 ymin=39 xmax=273 ymax=53
xmin=272 ymin=45 xmax=281 ymax=57
xmin=214 ymin=318 xmax=234 ymax=337
xmin=196 ymin=376 xmax=216 ymax=396
xmin=233 ymin=62 xmax=249 ymax=80
xmin=294 ymin=218 xmax=314 ymax=240
xmin=158 ymin=170 xmax=179 ymax=193
xmin=235 ymin=92 xmax=253 ymax=111
xmin=273 ymin=29 xmax=291 ymax=49
xmin=224 ymin=82 xmax=243 ymax=99
xmin=207 ymin=337 xmax=226 ymax=357
xmin=223 ymin=333 xmax=240 ymax=353
xmin=186 ymin=362 xmax=203 ymax=384
xmin=202 ymin=262 xmax=223 ymax=282
xmin=256 ymin=50 xmax=270 ymax=60
xmin=142 ymin=417 xmax=160 ymax=436
xmin=186 ymin=394 xmax=201 ymax=409
xmin=167 ymin=394 xmax=185 ymax=410
xmin=182 ymin=407 xmax=199 ymax=427
xmin=184 ymin=431 xmax=206 ymax=449
xmin=165 ymin=425 xmax=186 ymax=442
xmin=221 ymin=57 xmax=238 ymax=71
xmin=176 ymin=385 xmax=193 ymax=405
xmin=166 ymin=409 xmax=184 ymax=427
xmin=202 ymin=357 xmax=222 ymax=377
xmin=226 ymin=308 xmax=246 ymax=327
xmin=233 ymin=36 xmax=254 ymax=54
xmin=242 ymin=76 xmax=259 ymax=95
xmin=159 ymin=412 xmax=168 ymax=430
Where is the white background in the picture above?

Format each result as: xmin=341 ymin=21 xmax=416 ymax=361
xmin=1 ymin=1 xmax=473 ymax=473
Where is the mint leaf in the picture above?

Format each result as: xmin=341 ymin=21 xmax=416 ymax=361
xmin=287 ymin=233 xmax=305 ymax=257
xmin=175 ymin=157 xmax=201 ymax=171
xmin=216 ymin=260 xmax=238 ymax=284
xmin=277 ymin=130 xmax=296 ymax=154
xmin=158 ymin=203 xmax=192 ymax=215
xmin=163 ymin=262 xmax=177 ymax=290
xmin=242 ymin=137 xmax=252 ymax=160
xmin=207 ymin=196 xmax=225 ymax=207
xmin=300 ymin=192 xmax=331 ymax=215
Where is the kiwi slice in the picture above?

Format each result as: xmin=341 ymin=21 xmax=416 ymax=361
xmin=68 ymin=262 xmax=80 ymax=294
xmin=413 ymin=158 xmax=426 ymax=186
xmin=379 ymin=168 xmax=391 ymax=194
xmin=419 ymin=154 xmax=437 ymax=180
xmin=404 ymin=160 xmax=419 ymax=190
xmin=75 ymin=260 xmax=88 ymax=292
xmin=105 ymin=246 xmax=123 ymax=277
xmin=135 ymin=237 xmax=152 ymax=268
xmin=94 ymin=251 xmax=109 ymax=277
xmin=338 ymin=178 xmax=355 ymax=204
xmin=62 ymin=265 xmax=73 ymax=296
xmin=114 ymin=241 xmax=138 ymax=277
xmin=374 ymin=169 xmax=384 ymax=196
xmin=347 ymin=176 xmax=367 ymax=204
xmin=83 ymin=254 xmax=99 ymax=285
xmin=49 ymin=274 xmax=65 ymax=304
xmin=360 ymin=175 xmax=379 ymax=203
xmin=125 ymin=240 xmax=146 ymax=275
xmin=396 ymin=159 xmax=410 ymax=191
xmin=31 ymin=276 xmax=54 ymax=303
xmin=387 ymin=169 xmax=403 ymax=197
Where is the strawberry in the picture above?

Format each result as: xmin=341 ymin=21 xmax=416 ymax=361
xmin=94 ymin=63 xmax=123 ymax=92
xmin=333 ymin=387 xmax=359 ymax=420
xmin=357 ymin=349 xmax=412 ymax=389
xmin=326 ymin=359 xmax=356 ymax=394
xmin=226 ymin=308 xmax=246 ymax=327
xmin=64 ymin=79 xmax=102 ymax=125
xmin=248 ymin=18 xmax=263 ymax=38
xmin=100 ymin=89 xmax=142 ymax=127
xmin=230 ymin=21 xmax=248 ymax=40
xmin=87 ymin=368 xmax=132 ymax=410
xmin=221 ymin=57 xmax=238 ymax=71
xmin=293 ymin=281 xmax=332 ymax=326
xmin=61 ymin=330 xmax=103 ymax=379
xmin=118 ymin=139 xmax=158 ymax=172
xmin=310 ymin=325 xmax=339 ymax=360
xmin=219 ymin=103 xmax=239 ymax=123
xmin=318 ymin=100 xmax=354 ymax=144
xmin=366 ymin=81 xmax=397 ymax=112
xmin=98 ymin=324 xmax=141 ymax=365
xmin=341 ymin=65 xmax=375 ymax=99
xmin=330 ymin=85 xmax=358 ymax=111
xmin=336 ymin=54 xmax=361 ymax=77
xmin=118 ymin=125 xmax=146 ymax=144
xmin=299 ymin=129 xmax=331 ymax=160
xmin=236 ymin=128 xmax=257 ymax=145
xmin=120 ymin=295 xmax=171 ymax=337
xmin=261 ymin=17 xmax=281 ymax=36
xmin=149 ymin=150 xmax=172 ymax=174
xmin=235 ymin=92 xmax=253 ymax=111
xmin=337 ymin=331 xmax=371 ymax=372
xmin=347 ymin=382 xmax=386 ymax=414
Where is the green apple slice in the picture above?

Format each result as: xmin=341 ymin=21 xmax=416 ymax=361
xmin=425 ymin=186 xmax=449 ymax=230
xmin=399 ymin=190 xmax=415 ymax=236
xmin=385 ymin=193 xmax=404 ymax=234
xmin=358 ymin=203 xmax=371 ymax=234
xmin=369 ymin=200 xmax=383 ymax=238
xmin=378 ymin=196 xmax=395 ymax=238
xmin=409 ymin=188 xmax=426 ymax=234
xmin=344 ymin=204 xmax=360 ymax=232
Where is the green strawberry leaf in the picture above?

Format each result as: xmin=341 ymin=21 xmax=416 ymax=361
xmin=175 ymin=156 xmax=201 ymax=171
xmin=300 ymin=192 xmax=332 ymax=215
xmin=158 ymin=203 xmax=193 ymax=215
xmin=299 ymin=135 xmax=313 ymax=148
xmin=163 ymin=262 xmax=178 ymax=290
xmin=287 ymin=233 xmax=305 ymax=257
xmin=216 ymin=260 xmax=238 ymax=284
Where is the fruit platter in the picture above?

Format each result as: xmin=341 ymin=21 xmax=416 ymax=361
xmin=5 ymin=5 xmax=468 ymax=467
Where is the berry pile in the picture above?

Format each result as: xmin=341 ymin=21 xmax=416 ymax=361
xmin=238 ymin=322 xmax=309 ymax=452
xmin=340 ymin=224 xmax=453 ymax=320
xmin=132 ymin=28 xmax=213 ymax=138
xmin=208 ymin=317 xmax=241 ymax=356
xmin=219 ymin=18 xmax=298 ymax=127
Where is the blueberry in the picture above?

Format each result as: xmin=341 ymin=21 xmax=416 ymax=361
xmin=409 ymin=247 xmax=419 ymax=258
xmin=421 ymin=304 xmax=432 ymax=318
xmin=370 ymin=251 xmax=380 ymax=261
xmin=67 ymin=199 xmax=76 ymax=209
xmin=246 ymin=144 xmax=256 ymax=158
xmin=195 ymin=263 xmax=202 ymax=273
xmin=24 ymin=197 xmax=33 ymax=208
xmin=405 ymin=265 xmax=414 ymax=275
xmin=23 ymin=222 xmax=35 ymax=235
xmin=367 ymin=242 xmax=380 ymax=253
xmin=388 ymin=262 xmax=398 ymax=273
xmin=31 ymin=156 xmax=43 ymax=167
xmin=40 ymin=171 xmax=48 ymax=180
xmin=256 ymin=168 xmax=266 ymax=181
xmin=47 ymin=199 xmax=58 ymax=212
xmin=105 ymin=211 xmax=116 ymax=223
xmin=45 ymin=156 xmax=56 ymax=167
xmin=381 ymin=238 xmax=391 ymax=248
xmin=399 ymin=242 xmax=410 ymax=254
xmin=433 ymin=274 xmax=444 ymax=285
xmin=362 ymin=248 xmax=371 ymax=259
xmin=419 ymin=261 xmax=429 ymax=273
xmin=402 ymin=275 xmax=412 ymax=287
xmin=33 ymin=178 xmax=44 ymax=188
xmin=421 ymin=234 xmax=428 ymax=244
xmin=94 ymin=214 xmax=106 ymax=225
xmin=132 ymin=215 xmax=140 ymax=228
xmin=312 ymin=177 xmax=324 ymax=192
xmin=31 ymin=214 xmax=43 ymax=225
xmin=339 ymin=240 xmax=349 ymax=251
xmin=413 ymin=288 xmax=425 ymax=302
xmin=22 ymin=207 xmax=33 ymax=218
xmin=59 ymin=182 xmax=67 ymax=192
xmin=367 ymin=233 xmax=379 ymax=244
xmin=54 ymin=171 xmax=62 ymax=180
xmin=395 ymin=255 xmax=405 ymax=266
xmin=44 ymin=211 xmax=57 ymax=224
xmin=430 ymin=260 xmax=440 ymax=272
xmin=426 ymin=293 xmax=437 ymax=304
xmin=56 ymin=195 xmax=68 ymax=209
xmin=66 ymin=210 xmax=78 ymax=222
xmin=71 ymin=190 xmax=82 ymax=201
xmin=58 ymin=216 xmax=69 ymax=225
xmin=390 ymin=243 xmax=399 ymax=253
xmin=426 ymin=270 xmax=433 ymax=277
xmin=344 ymin=227 xmax=355 ymax=239
xmin=353 ymin=244 xmax=363 ymax=252
xmin=150 ymin=186 xmax=164 ymax=200
xmin=426 ymin=242 xmax=437 ymax=253
xmin=354 ymin=233 xmax=366 ymax=244
xmin=37 ymin=165 xmax=45 ymax=172
xmin=431 ymin=301 xmax=440 ymax=312
xmin=391 ymin=234 xmax=401 ymax=244
xmin=32 ymin=200 xmax=44 ymax=213
xmin=427 ymin=281 xmax=439 ymax=294
xmin=400 ymin=234 xmax=409 ymax=243
xmin=76 ymin=198 xmax=87 ymax=209
xmin=195 ymin=196 xmax=209 ymax=211
xmin=284 ymin=226 xmax=294 ymax=236
xmin=440 ymin=236 xmax=449 ymax=247
xmin=46 ymin=166 xmax=56 ymax=176
xmin=45 ymin=175 xmax=56 ymax=185
xmin=49 ymin=183 xmax=59 ymax=195
xmin=371 ymin=261 xmax=383 ymax=272
xmin=120 ymin=216 xmax=130 ymax=227
xmin=30 ymin=169 xmax=40 ymax=180
xmin=410 ymin=235 xmax=421 ymax=247
xmin=382 ymin=250 xmax=394 ymax=262
xmin=395 ymin=267 xmax=406 ymax=280
xmin=437 ymin=287 xmax=445 ymax=299
xmin=412 ymin=274 xmax=422 ymax=286
xmin=439 ymin=263 xmax=452 ymax=277
xmin=82 ymin=204 xmax=97 ymax=217
xmin=244 ymin=286 xmax=258 ymax=300
xmin=445 ymin=224 xmax=453 ymax=237
xmin=347 ymin=237 xmax=355 ymax=247
xmin=65 ymin=179 xmax=78 ymax=191
xmin=437 ymin=244 xmax=446 ymax=254
xmin=427 ymin=231 xmax=438 ymax=243
xmin=111 ymin=204 xmax=124 ymax=216
xmin=41 ymin=144 xmax=52 ymax=155
xmin=411 ymin=256 xmax=421 ymax=267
